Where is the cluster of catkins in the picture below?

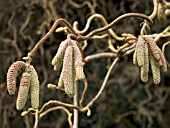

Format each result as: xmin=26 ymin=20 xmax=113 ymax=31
xmin=7 ymin=61 xmax=39 ymax=110
xmin=133 ymin=35 xmax=167 ymax=84
xmin=52 ymin=39 xmax=85 ymax=98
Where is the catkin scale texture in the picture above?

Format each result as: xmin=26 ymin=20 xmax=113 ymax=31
xmin=143 ymin=36 xmax=160 ymax=61
xmin=141 ymin=43 xmax=149 ymax=83
xmin=133 ymin=49 xmax=138 ymax=65
xmin=7 ymin=61 xmax=26 ymax=95
xmin=29 ymin=65 xmax=39 ymax=109
xmin=158 ymin=49 xmax=167 ymax=72
xmin=72 ymin=41 xmax=85 ymax=80
xmin=52 ymin=40 xmax=69 ymax=71
xmin=62 ymin=46 xmax=74 ymax=98
xmin=58 ymin=69 xmax=64 ymax=89
xmin=150 ymin=55 xmax=161 ymax=84
xmin=136 ymin=36 xmax=145 ymax=67
xmin=16 ymin=72 xmax=30 ymax=110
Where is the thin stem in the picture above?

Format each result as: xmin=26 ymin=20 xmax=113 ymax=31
xmin=39 ymin=100 xmax=80 ymax=113
xmin=39 ymin=106 xmax=73 ymax=128
xmin=84 ymin=52 xmax=117 ymax=62
xmin=79 ymin=78 xmax=88 ymax=108
xmin=140 ymin=0 xmax=158 ymax=35
xmin=33 ymin=109 xmax=39 ymax=128
xmin=162 ymin=41 xmax=170 ymax=67
xmin=73 ymin=82 xmax=78 ymax=128
xmin=150 ymin=0 xmax=159 ymax=19
xmin=78 ymin=13 xmax=152 ymax=40
xmin=73 ymin=14 xmax=124 ymax=41
xmin=83 ymin=57 xmax=119 ymax=110
xmin=154 ymin=25 xmax=170 ymax=42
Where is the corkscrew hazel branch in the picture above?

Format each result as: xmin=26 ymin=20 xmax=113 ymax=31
xmin=73 ymin=14 xmax=124 ymax=41
xmin=33 ymin=109 xmax=39 ymax=128
xmin=39 ymin=106 xmax=73 ymax=128
xmin=140 ymin=0 xmax=158 ymax=35
xmin=78 ymin=13 xmax=152 ymax=40
xmin=162 ymin=41 xmax=170 ymax=67
xmin=81 ymin=57 xmax=119 ymax=111
xmin=84 ymin=52 xmax=117 ymax=63
xmin=39 ymin=100 xmax=81 ymax=113
xmin=154 ymin=25 xmax=170 ymax=42
xmin=79 ymin=78 xmax=88 ymax=108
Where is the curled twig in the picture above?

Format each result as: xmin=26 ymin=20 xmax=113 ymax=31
xmin=39 ymin=106 xmax=73 ymax=128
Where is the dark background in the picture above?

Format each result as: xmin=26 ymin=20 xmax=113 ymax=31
xmin=0 ymin=0 xmax=170 ymax=128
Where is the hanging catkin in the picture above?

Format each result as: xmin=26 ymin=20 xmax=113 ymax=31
xmin=29 ymin=65 xmax=39 ymax=109
xmin=150 ymin=55 xmax=161 ymax=84
xmin=52 ymin=39 xmax=69 ymax=71
xmin=158 ymin=48 xmax=167 ymax=72
xmin=58 ymin=69 xmax=64 ymax=89
xmin=7 ymin=61 xmax=26 ymax=95
xmin=72 ymin=41 xmax=85 ymax=81
xmin=140 ymin=42 xmax=149 ymax=83
xmin=16 ymin=72 xmax=30 ymax=110
xmin=133 ymin=48 xmax=138 ymax=65
xmin=136 ymin=36 xmax=145 ymax=67
xmin=143 ymin=36 xmax=161 ymax=61
xmin=62 ymin=46 xmax=74 ymax=98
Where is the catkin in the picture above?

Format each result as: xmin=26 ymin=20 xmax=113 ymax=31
xmin=140 ymin=42 xmax=149 ymax=83
xmin=58 ymin=69 xmax=64 ymax=89
xmin=29 ymin=65 xmax=39 ymax=109
xmin=150 ymin=55 xmax=161 ymax=84
xmin=16 ymin=72 xmax=30 ymax=110
xmin=62 ymin=46 xmax=74 ymax=98
xmin=136 ymin=36 xmax=145 ymax=67
xmin=143 ymin=36 xmax=161 ymax=61
xmin=133 ymin=49 xmax=137 ymax=65
xmin=72 ymin=41 xmax=85 ymax=80
xmin=158 ymin=48 xmax=167 ymax=72
xmin=7 ymin=61 xmax=26 ymax=95
xmin=52 ymin=39 xmax=69 ymax=71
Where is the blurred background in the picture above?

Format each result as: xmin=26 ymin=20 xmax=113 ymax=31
xmin=0 ymin=0 xmax=170 ymax=128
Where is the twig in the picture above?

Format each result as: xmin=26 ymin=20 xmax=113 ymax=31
xmin=162 ymin=41 xmax=170 ymax=67
xmin=78 ymin=13 xmax=152 ymax=40
xmin=39 ymin=100 xmax=81 ymax=113
xmin=82 ymin=57 xmax=119 ymax=111
xmin=73 ymin=14 xmax=124 ymax=40
xmin=140 ymin=0 xmax=158 ymax=35
xmin=39 ymin=106 xmax=73 ymax=128
xmin=84 ymin=52 xmax=117 ymax=62
xmin=73 ymin=82 xmax=78 ymax=128
xmin=79 ymin=78 xmax=88 ymax=108
xmin=34 ymin=109 xmax=39 ymax=128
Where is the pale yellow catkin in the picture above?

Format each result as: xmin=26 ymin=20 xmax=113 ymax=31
xmin=7 ymin=61 xmax=26 ymax=95
xmin=52 ymin=39 xmax=69 ymax=71
xmin=62 ymin=46 xmax=74 ymax=98
xmin=58 ymin=69 xmax=64 ymax=89
xmin=136 ymin=36 xmax=145 ymax=67
xmin=158 ymin=48 xmax=167 ymax=72
xmin=133 ymin=49 xmax=137 ymax=65
xmin=143 ymin=36 xmax=161 ymax=61
xmin=72 ymin=41 xmax=85 ymax=81
xmin=16 ymin=72 xmax=30 ymax=110
xmin=150 ymin=55 xmax=161 ymax=85
xmin=29 ymin=65 xmax=39 ymax=109
xmin=140 ymin=42 xmax=149 ymax=83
